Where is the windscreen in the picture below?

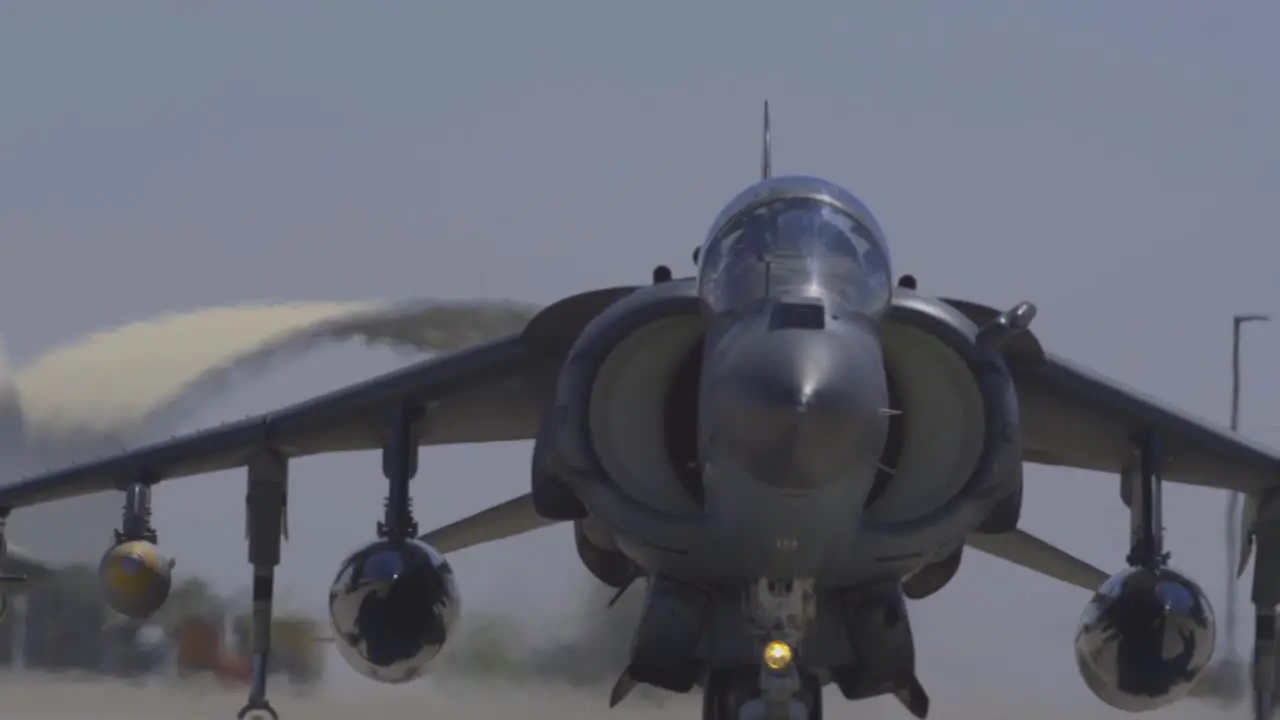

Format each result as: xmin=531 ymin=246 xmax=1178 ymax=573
xmin=697 ymin=196 xmax=892 ymax=318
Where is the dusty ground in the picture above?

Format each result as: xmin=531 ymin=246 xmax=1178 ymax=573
xmin=0 ymin=673 xmax=1245 ymax=720
xmin=0 ymin=674 xmax=683 ymax=720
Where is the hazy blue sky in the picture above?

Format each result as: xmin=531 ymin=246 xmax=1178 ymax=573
xmin=2 ymin=1 xmax=1278 ymax=715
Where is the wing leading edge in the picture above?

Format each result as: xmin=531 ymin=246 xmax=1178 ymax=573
xmin=0 ymin=335 xmax=550 ymax=508
xmin=1016 ymin=353 xmax=1280 ymax=493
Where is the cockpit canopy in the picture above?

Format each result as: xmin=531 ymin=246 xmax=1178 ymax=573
xmin=696 ymin=176 xmax=893 ymax=319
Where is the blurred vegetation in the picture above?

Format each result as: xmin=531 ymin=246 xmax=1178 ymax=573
xmin=0 ymin=564 xmax=321 ymax=686
xmin=0 ymin=563 xmax=656 ymax=701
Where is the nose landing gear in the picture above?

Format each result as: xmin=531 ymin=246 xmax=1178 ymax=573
xmin=703 ymin=578 xmax=822 ymax=720
xmin=702 ymin=665 xmax=822 ymax=720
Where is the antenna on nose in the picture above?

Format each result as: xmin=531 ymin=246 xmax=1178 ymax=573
xmin=761 ymin=100 xmax=772 ymax=180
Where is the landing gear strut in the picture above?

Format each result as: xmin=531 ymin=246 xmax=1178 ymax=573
xmin=117 ymin=481 xmax=159 ymax=545
xmin=237 ymin=450 xmax=288 ymax=720
xmin=1125 ymin=432 xmax=1167 ymax=572
xmin=702 ymin=667 xmax=822 ymax=720
xmin=378 ymin=401 xmax=422 ymax=542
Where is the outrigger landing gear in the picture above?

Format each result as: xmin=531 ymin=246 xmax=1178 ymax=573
xmin=1248 ymin=489 xmax=1280 ymax=720
xmin=237 ymin=450 xmax=289 ymax=720
xmin=1085 ymin=432 xmax=1216 ymax=714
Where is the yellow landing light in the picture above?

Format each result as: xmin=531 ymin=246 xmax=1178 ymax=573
xmin=763 ymin=640 xmax=793 ymax=671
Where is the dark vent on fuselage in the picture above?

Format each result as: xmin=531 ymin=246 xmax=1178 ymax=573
xmin=768 ymin=300 xmax=826 ymax=331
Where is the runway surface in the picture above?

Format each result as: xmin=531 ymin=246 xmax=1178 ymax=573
xmin=0 ymin=673 xmax=1240 ymax=720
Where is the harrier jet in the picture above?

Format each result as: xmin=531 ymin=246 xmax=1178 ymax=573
xmin=1 ymin=104 xmax=1278 ymax=720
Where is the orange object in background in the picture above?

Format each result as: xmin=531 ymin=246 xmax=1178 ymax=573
xmin=173 ymin=616 xmax=251 ymax=684
xmin=171 ymin=612 xmax=325 ymax=689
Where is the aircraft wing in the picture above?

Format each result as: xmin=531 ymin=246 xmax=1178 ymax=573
xmin=943 ymin=297 xmax=1280 ymax=587
xmin=0 ymin=288 xmax=635 ymax=520
xmin=1013 ymin=353 xmax=1280 ymax=493
xmin=944 ymin=299 xmax=1280 ymax=493
xmin=1012 ymin=351 xmax=1280 ymax=576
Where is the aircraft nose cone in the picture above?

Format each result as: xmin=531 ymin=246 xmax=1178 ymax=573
xmin=707 ymin=322 xmax=888 ymax=491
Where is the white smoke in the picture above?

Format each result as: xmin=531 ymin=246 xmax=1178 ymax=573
xmin=0 ymin=298 xmax=541 ymax=564
xmin=0 ymin=336 xmax=22 ymax=457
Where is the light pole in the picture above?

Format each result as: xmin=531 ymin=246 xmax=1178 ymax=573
xmin=1226 ymin=314 xmax=1270 ymax=666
